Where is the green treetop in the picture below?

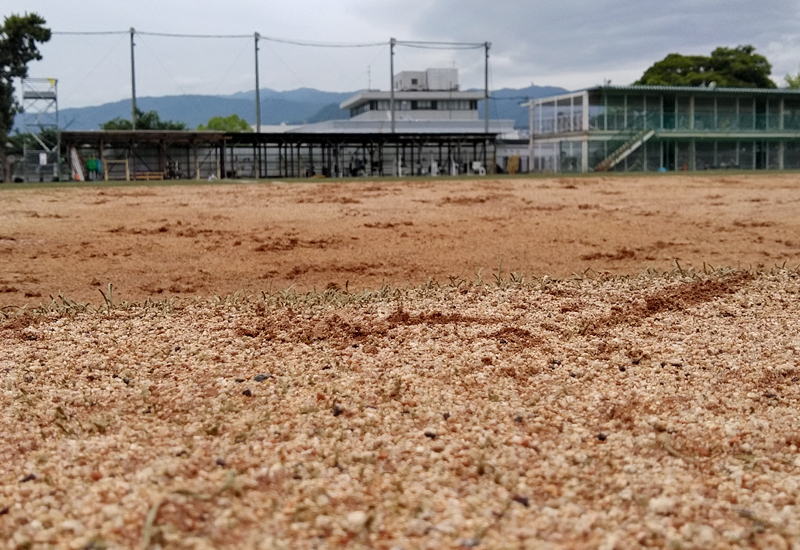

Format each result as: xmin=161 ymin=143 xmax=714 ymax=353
xmin=101 ymin=108 xmax=187 ymax=131
xmin=197 ymin=114 xmax=252 ymax=132
xmin=1 ymin=12 xmax=51 ymax=181
xmin=635 ymin=45 xmax=776 ymax=88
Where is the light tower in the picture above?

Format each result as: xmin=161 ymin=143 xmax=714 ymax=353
xmin=20 ymin=78 xmax=60 ymax=182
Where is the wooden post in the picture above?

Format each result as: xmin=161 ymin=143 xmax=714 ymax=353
xmin=100 ymin=138 xmax=106 ymax=181
xmin=194 ymin=144 xmax=200 ymax=180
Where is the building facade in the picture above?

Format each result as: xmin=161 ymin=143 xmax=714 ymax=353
xmin=294 ymin=68 xmax=516 ymax=137
xmin=529 ymin=85 xmax=800 ymax=172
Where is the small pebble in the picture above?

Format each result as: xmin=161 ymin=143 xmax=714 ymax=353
xmin=514 ymin=415 xmax=523 ymax=423
xmin=20 ymin=473 xmax=36 ymax=483
xmin=512 ymin=494 xmax=530 ymax=507
xmin=235 ymin=378 xmax=245 ymax=383
xmin=648 ymin=496 xmax=676 ymax=515
xmin=598 ymin=432 xmax=607 ymax=441
xmin=459 ymin=539 xmax=480 ymax=548
xmin=424 ymin=429 xmax=437 ymax=439
xmin=254 ymin=373 xmax=272 ymax=382
xmin=242 ymin=389 xmax=252 ymax=397
xmin=215 ymin=458 xmax=227 ymax=467
xmin=345 ymin=510 xmax=368 ymax=533
xmin=442 ymin=412 xmax=450 ymax=420
xmin=619 ymin=366 xmax=626 ymax=372
xmin=333 ymin=404 xmax=343 ymax=417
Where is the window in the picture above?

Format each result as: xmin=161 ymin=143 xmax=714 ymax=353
xmin=694 ymin=97 xmax=715 ymax=130
xmin=411 ymin=78 xmax=418 ymax=85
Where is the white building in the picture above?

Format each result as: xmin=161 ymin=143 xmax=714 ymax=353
xmin=291 ymin=68 xmax=517 ymax=136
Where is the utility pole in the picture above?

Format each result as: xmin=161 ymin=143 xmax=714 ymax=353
xmin=390 ymin=38 xmax=396 ymax=134
xmin=484 ymin=41 xmax=491 ymax=173
xmin=484 ymin=41 xmax=490 ymax=135
xmin=254 ymin=32 xmax=261 ymax=134
xmin=130 ymin=27 xmax=137 ymax=130
xmin=254 ymin=32 xmax=261 ymax=177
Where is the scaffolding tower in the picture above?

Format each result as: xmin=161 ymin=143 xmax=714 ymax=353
xmin=18 ymin=78 xmax=61 ymax=182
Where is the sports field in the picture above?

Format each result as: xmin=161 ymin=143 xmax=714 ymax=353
xmin=1 ymin=174 xmax=799 ymax=549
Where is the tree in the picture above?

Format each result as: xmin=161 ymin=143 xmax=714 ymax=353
xmin=0 ymin=13 xmax=51 ymax=181
xmin=785 ymin=72 xmax=800 ymax=89
xmin=101 ymin=108 xmax=187 ymax=130
xmin=197 ymin=114 xmax=252 ymax=132
xmin=635 ymin=45 xmax=776 ymax=88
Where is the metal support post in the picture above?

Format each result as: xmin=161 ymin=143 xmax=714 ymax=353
xmin=130 ymin=28 xmax=137 ymax=130
xmin=484 ymin=41 xmax=491 ymax=173
xmin=254 ymin=32 xmax=261 ymax=177
xmin=254 ymin=33 xmax=261 ymax=134
xmin=484 ymin=42 xmax=490 ymax=135
xmin=390 ymin=38 xmax=396 ymax=135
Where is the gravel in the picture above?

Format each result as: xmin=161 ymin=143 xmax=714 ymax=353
xmin=1 ymin=269 xmax=799 ymax=549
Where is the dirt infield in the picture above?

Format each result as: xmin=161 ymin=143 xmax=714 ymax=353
xmin=1 ymin=174 xmax=800 ymax=549
xmin=1 ymin=173 xmax=800 ymax=305
xmin=2 ymin=271 xmax=800 ymax=549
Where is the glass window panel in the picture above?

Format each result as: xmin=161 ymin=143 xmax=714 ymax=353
xmin=588 ymin=94 xmax=604 ymax=130
xmin=738 ymin=142 xmax=754 ymax=169
xmin=768 ymin=142 xmax=780 ymax=169
xmin=717 ymin=98 xmax=738 ymax=130
xmin=783 ymin=99 xmax=800 ymax=130
xmin=662 ymin=96 xmax=676 ymax=130
xmin=559 ymin=141 xmax=581 ymax=172
xmin=645 ymin=140 xmax=661 ymax=170
xmin=535 ymin=102 xmax=556 ymax=134
xmin=717 ymin=141 xmax=737 ymax=168
xmin=606 ymin=95 xmax=625 ymax=131
xmin=738 ymin=98 xmax=754 ymax=130
xmin=767 ymin=101 xmax=779 ymax=130
xmin=572 ymin=101 xmax=584 ymax=132
xmin=676 ymin=142 xmax=691 ymax=171
xmin=785 ymin=142 xmax=800 ymax=169
xmin=627 ymin=95 xmax=645 ymax=129
xmin=557 ymin=98 xmax=572 ymax=133
xmin=588 ymin=140 xmax=606 ymax=169
xmin=694 ymin=97 xmax=715 ymax=131
xmin=645 ymin=95 xmax=662 ymax=128
xmin=695 ymin=141 xmax=715 ymax=169
xmin=676 ymin=97 xmax=691 ymax=129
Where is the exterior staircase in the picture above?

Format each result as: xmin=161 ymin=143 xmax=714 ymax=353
xmin=594 ymin=128 xmax=655 ymax=172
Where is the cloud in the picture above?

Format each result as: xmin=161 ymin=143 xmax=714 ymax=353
xmin=368 ymin=0 xmax=800 ymax=88
xmin=5 ymin=0 xmax=800 ymax=107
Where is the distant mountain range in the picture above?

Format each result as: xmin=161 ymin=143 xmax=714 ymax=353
xmin=52 ymin=85 xmax=567 ymax=131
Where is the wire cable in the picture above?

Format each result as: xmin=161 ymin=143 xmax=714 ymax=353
xmin=259 ymin=36 xmax=385 ymax=48
xmin=137 ymin=31 xmax=250 ymax=39
xmin=52 ymin=31 xmax=128 ymax=36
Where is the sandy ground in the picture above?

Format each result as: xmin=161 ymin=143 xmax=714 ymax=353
xmin=1 ymin=271 xmax=800 ymax=549
xmin=1 ymin=174 xmax=800 ymax=305
xmin=1 ymin=174 xmax=800 ymax=549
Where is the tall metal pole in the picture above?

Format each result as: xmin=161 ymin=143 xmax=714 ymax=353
xmin=254 ymin=32 xmax=261 ymax=178
xmin=130 ymin=28 xmax=137 ymax=130
xmin=254 ymin=32 xmax=261 ymax=134
xmin=484 ymin=42 xmax=490 ymax=135
xmin=390 ymin=38 xmax=396 ymax=134
xmin=484 ymin=41 xmax=491 ymax=173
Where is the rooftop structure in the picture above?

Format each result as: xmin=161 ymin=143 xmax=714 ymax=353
xmin=528 ymin=85 xmax=800 ymax=172
xmin=341 ymin=69 xmax=485 ymax=123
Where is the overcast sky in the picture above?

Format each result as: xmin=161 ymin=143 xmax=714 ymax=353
xmin=5 ymin=0 xmax=800 ymax=108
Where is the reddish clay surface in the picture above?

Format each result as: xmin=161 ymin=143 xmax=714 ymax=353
xmin=1 ymin=174 xmax=799 ymax=305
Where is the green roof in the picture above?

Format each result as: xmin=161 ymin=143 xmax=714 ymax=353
xmin=594 ymin=85 xmax=800 ymax=96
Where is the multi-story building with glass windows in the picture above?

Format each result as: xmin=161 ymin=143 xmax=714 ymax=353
xmin=528 ymin=85 xmax=800 ymax=172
